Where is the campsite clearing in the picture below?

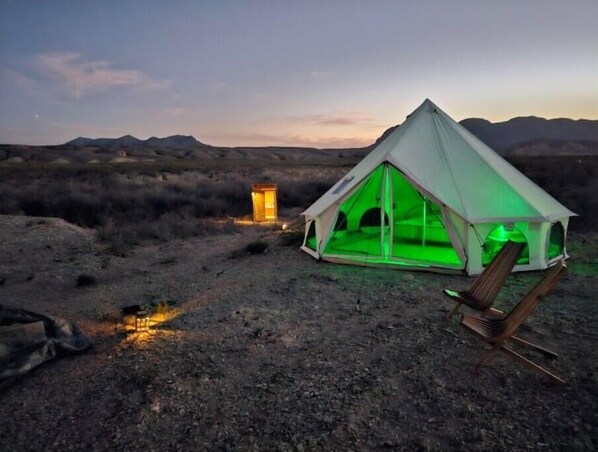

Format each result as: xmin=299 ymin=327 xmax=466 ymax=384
xmin=0 ymin=214 xmax=596 ymax=450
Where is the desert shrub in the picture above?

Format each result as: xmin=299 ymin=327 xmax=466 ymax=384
xmin=0 ymin=167 xmax=340 ymax=233
xmin=279 ymin=230 xmax=305 ymax=247
xmin=0 ymin=169 xmax=255 ymax=229
xmin=245 ymin=240 xmax=269 ymax=255
xmin=0 ymin=186 xmax=21 ymax=214
xmin=76 ymin=274 xmax=97 ymax=287
xmin=97 ymin=222 xmax=139 ymax=256
xmin=97 ymin=213 xmax=239 ymax=255
xmin=20 ymin=199 xmax=47 ymax=217
xmin=2 ymin=156 xmax=597 ymax=245
xmin=278 ymin=178 xmax=337 ymax=208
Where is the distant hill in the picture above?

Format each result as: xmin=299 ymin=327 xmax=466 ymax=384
xmin=503 ymin=139 xmax=598 ymax=157
xmin=144 ymin=135 xmax=204 ymax=147
xmin=372 ymin=116 xmax=598 ymax=156
xmin=65 ymin=134 xmax=206 ymax=148
xmin=2 ymin=116 xmax=598 ymax=164
xmin=53 ymin=118 xmax=598 ymax=154
xmin=460 ymin=117 xmax=598 ymax=153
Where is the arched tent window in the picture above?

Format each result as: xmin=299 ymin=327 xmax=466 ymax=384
xmin=547 ymin=221 xmax=565 ymax=260
xmin=334 ymin=211 xmax=348 ymax=232
xmin=359 ymin=207 xmax=389 ymax=232
xmin=483 ymin=224 xmax=529 ymax=266
xmin=305 ymin=221 xmax=317 ymax=251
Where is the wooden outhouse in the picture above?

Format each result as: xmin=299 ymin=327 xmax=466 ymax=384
xmin=251 ymin=184 xmax=278 ymax=223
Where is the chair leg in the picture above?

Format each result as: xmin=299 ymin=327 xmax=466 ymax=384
xmin=474 ymin=342 xmax=503 ymax=371
xmin=509 ymin=336 xmax=559 ymax=359
xmin=449 ymin=302 xmax=462 ymax=318
xmin=500 ymin=345 xmax=565 ymax=384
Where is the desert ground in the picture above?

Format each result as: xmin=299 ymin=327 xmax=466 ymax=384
xmin=0 ymin=157 xmax=597 ymax=451
xmin=0 ymin=211 xmax=597 ymax=450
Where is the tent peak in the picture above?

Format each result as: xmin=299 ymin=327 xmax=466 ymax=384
xmin=419 ymin=98 xmax=440 ymax=112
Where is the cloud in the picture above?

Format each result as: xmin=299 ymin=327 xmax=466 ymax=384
xmin=36 ymin=52 xmax=170 ymax=98
xmin=208 ymin=110 xmax=383 ymax=148
xmin=206 ymin=131 xmax=374 ymax=149
xmin=283 ymin=111 xmax=378 ymax=128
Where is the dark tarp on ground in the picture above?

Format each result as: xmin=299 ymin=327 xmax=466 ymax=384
xmin=0 ymin=304 xmax=92 ymax=389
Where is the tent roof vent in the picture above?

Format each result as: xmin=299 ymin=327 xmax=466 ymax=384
xmin=333 ymin=176 xmax=354 ymax=194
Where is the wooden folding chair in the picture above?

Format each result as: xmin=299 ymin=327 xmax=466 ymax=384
xmin=460 ymin=260 xmax=567 ymax=384
xmin=443 ymin=240 xmax=526 ymax=318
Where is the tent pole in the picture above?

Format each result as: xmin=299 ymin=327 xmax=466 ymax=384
xmin=422 ymin=198 xmax=426 ymax=247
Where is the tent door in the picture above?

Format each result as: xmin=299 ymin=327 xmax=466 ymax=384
xmin=388 ymin=166 xmax=462 ymax=268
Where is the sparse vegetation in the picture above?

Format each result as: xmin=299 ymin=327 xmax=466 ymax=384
xmin=509 ymin=156 xmax=598 ymax=231
xmin=76 ymin=274 xmax=97 ymax=287
xmin=245 ymin=239 xmax=269 ymax=255
xmin=0 ymin=165 xmax=344 ymax=252
xmin=279 ymin=230 xmax=305 ymax=246
xmin=0 ymin=157 xmax=595 ymax=239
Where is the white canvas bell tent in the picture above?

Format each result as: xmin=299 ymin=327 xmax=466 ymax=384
xmin=301 ymin=99 xmax=575 ymax=275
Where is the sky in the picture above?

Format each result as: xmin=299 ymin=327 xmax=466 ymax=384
xmin=1 ymin=0 xmax=597 ymax=147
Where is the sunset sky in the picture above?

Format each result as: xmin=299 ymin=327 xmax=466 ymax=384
xmin=1 ymin=0 xmax=597 ymax=147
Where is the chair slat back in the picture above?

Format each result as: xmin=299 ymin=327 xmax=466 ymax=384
xmin=467 ymin=241 xmax=525 ymax=309
xmin=502 ymin=260 xmax=567 ymax=338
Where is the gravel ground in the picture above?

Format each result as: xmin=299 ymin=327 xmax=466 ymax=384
xmin=0 ymin=215 xmax=597 ymax=451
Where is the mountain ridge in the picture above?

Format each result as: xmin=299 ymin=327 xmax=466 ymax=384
xmin=459 ymin=116 xmax=598 ymax=152
xmin=369 ymin=116 xmax=598 ymax=155
xmin=2 ymin=116 xmax=598 ymax=164
xmin=65 ymin=134 xmax=206 ymax=148
xmin=54 ymin=116 xmax=598 ymax=153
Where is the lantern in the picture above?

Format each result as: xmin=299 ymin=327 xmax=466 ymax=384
xmin=135 ymin=309 xmax=150 ymax=332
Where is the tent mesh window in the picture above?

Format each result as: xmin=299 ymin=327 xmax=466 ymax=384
xmin=547 ymin=221 xmax=565 ymax=260
xmin=333 ymin=211 xmax=348 ymax=234
xmin=483 ymin=224 xmax=530 ymax=266
xmin=305 ymin=221 xmax=317 ymax=251
xmin=324 ymin=165 xmax=385 ymax=257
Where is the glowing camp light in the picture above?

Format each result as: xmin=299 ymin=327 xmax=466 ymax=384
xmin=251 ymin=184 xmax=278 ymax=223
xmin=135 ymin=310 xmax=150 ymax=332
xmin=282 ymin=223 xmax=288 ymax=230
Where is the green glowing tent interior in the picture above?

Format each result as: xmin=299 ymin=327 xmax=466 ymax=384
xmin=301 ymin=99 xmax=576 ymax=275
